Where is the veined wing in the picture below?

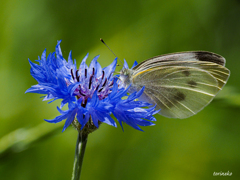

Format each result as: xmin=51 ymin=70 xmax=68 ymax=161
xmin=133 ymin=60 xmax=230 ymax=89
xmin=131 ymin=62 xmax=230 ymax=118
xmin=133 ymin=51 xmax=226 ymax=72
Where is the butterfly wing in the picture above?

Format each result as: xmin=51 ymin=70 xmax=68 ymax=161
xmin=131 ymin=52 xmax=230 ymax=119
xmin=134 ymin=51 xmax=226 ymax=68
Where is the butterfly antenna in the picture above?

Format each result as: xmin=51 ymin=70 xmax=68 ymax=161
xmin=100 ymin=38 xmax=124 ymax=66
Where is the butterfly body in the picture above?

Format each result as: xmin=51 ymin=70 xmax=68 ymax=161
xmin=119 ymin=51 xmax=230 ymax=119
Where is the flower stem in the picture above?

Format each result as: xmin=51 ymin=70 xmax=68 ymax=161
xmin=71 ymin=132 xmax=88 ymax=180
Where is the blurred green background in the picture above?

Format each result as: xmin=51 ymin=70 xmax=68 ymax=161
xmin=0 ymin=0 xmax=240 ymax=179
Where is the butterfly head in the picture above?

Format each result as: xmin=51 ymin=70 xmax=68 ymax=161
xmin=119 ymin=68 xmax=133 ymax=88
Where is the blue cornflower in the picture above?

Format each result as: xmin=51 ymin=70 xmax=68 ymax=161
xmin=26 ymin=41 xmax=158 ymax=132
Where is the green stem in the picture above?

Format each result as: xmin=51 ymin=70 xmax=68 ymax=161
xmin=71 ymin=132 xmax=88 ymax=180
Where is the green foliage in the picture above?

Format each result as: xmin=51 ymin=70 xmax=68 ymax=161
xmin=1 ymin=0 xmax=240 ymax=179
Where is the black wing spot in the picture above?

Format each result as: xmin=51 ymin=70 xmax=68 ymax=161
xmin=188 ymin=80 xmax=197 ymax=88
xmin=174 ymin=92 xmax=186 ymax=101
xmin=182 ymin=70 xmax=190 ymax=77
xmin=195 ymin=51 xmax=225 ymax=66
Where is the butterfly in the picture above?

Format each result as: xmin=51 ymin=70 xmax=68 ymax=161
xmin=119 ymin=51 xmax=230 ymax=119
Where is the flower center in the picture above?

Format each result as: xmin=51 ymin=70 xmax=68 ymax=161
xmin=70 ymin=68 xmax=114 ymax=106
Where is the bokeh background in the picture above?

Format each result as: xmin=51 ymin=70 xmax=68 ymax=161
xmin=1 ymin=0 xmax=240 ymax=179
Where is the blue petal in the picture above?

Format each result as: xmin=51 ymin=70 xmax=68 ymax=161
xmin=44 ymin=115 xmax=66 ymax=123
xmin=62 ymin=108 xmax=77 ymax=132
xmin=95 ymin=61 xmax=102 ymax=78
xmin=40 ymin=49 xmax=47 ymax=66
xmin=90 ymin=110 xmax=99 ymax=128
xmin=96 ymin=112 xmax=117 ymax=127
xmin=76 ymin=107 xmax=88 ymax=129
xmin=131 ymin=61 xmax=138 ymax=69
xmin=56 ymin=40 xmax=63 ymax=60
xmin=68 ymin=82 xmax=81 ymax=96
xmin=102 ymin=58 xmax=117 ymax=78
xmin=68 ymin=51 xmax=73 ymax=65
xmin=79 ymin=53 xmax=89 ymax=79
xmin=89 ymin=55 xmax=99 ymax=75
xmin=123 ymin=59 xmax=129 ymax=69
xmin=44 ymin=108 xmax=70 ymax=123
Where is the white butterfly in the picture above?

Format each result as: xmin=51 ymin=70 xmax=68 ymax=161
xmin=119 ymin=51 xmax=230 ymax=119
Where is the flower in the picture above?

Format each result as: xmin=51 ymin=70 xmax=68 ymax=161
xmin=26 ymin=40 xmax=159 ymax=132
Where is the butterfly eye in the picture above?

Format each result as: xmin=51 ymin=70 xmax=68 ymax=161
xmin=122 ymin=69 xmax=129 ymax=76
xmin=120 ymin=69 xmax=127 ymax=76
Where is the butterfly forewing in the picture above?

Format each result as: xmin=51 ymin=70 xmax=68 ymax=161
xmin=134 ymin=61 xmax=229 ymax=89
xmin=133 ymin=51 xmax=226 ymax=70
xmin=130 ymin=52 xmax=230 ymax=119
